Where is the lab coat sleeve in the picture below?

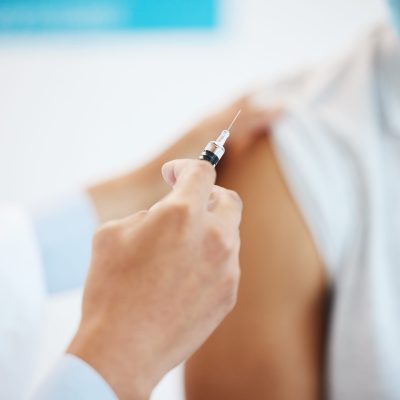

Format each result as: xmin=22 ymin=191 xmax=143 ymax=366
xmin=32 ymin=192 xmax=98 ymax=294
xmin=0 ymin=206 xmax=46 ymax=399
xmin=32 ymin=354 xmax=117 ymax=400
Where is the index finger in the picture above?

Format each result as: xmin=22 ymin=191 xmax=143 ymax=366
xmin=162 ymin=159 xmax=216 ymax=210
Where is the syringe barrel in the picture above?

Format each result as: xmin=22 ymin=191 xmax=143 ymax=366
xmin=199 ymin=140 xmax=226 ymax=167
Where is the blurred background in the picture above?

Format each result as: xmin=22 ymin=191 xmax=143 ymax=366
xmin=0 ymin=0 xmax=386 ymax=398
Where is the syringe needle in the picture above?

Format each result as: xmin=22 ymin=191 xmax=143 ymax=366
xmin=215 ymin=130 xmax=230 ymax=146
xmin=227 ymin=109 xmax=242 ymax=131
xmin=215 ymin=109 xmax=242 ymax=146
xmin=199 ymin=109 xmax=242 ymax=167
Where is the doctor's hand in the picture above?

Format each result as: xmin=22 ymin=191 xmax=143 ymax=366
xmin=68 ymin=159 xmax=242 ymax=400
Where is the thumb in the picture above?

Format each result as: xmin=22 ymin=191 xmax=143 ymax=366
xmin=162 ymin=159 xmax=216 ymax=188
xmin=161 ymin=159 xmax=216 ymax=210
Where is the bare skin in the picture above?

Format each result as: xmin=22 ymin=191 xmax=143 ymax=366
xmin=185 ymin=135 xmax=328 ymax=400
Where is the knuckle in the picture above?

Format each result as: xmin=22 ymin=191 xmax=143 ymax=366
xmin=225 ymin=190 xmax=243 ymax=208
xmin=93 ymin=221 xmax=122 ymax=250
xmin=220 ymin=240 xmax=233 ymax=260
xmin=206 ymin=227 xmax=233 ymax=260
xmin=207 ymin=226 xmax=224 ymax=243
xmin=170 ymin=201 xmax=192 ymax=218
xmin=159 ymin=201 xmax=192 ymax=227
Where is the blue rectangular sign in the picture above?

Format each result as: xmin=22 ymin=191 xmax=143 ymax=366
xmin=0 ymin=0 xmax=218 ymax=33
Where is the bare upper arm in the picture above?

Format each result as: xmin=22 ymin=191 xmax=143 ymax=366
xmin=185 ymin=135 xmax=328 ymax=400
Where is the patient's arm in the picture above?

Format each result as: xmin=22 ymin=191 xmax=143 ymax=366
xmin=185 ymin=135 xmax=328 ymax=400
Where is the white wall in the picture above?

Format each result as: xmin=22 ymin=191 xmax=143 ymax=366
xmin=0 ymin=0 xmax=386 ymax=398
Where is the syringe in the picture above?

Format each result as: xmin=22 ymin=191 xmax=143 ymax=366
xmin=199 ymin=110 xmax=241 ymax=167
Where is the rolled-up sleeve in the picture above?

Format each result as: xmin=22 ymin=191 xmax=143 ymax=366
xmin=33 ymin=354 xmax=117 ymax=400
xmin=32 ymin=193 xmax=98 ymax=294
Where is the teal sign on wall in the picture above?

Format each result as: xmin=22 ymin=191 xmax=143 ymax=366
xmin=0 ymin=0 xmax=218 ymax=33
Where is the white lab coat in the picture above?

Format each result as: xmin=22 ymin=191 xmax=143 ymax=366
xmin=0 ymin=205 xmax=46 ymax=399
xmin=0 ymin=193 xmax=114 ymax=400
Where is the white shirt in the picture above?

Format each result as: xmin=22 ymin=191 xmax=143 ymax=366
xmin=0 ymin=195 xmax=116 ymax=399
xmin=266 ymin=24 xmax=400 ymax=399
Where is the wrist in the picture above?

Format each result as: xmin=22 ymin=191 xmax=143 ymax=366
xmin=67 ymin=325 xmax=153 ymax=400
